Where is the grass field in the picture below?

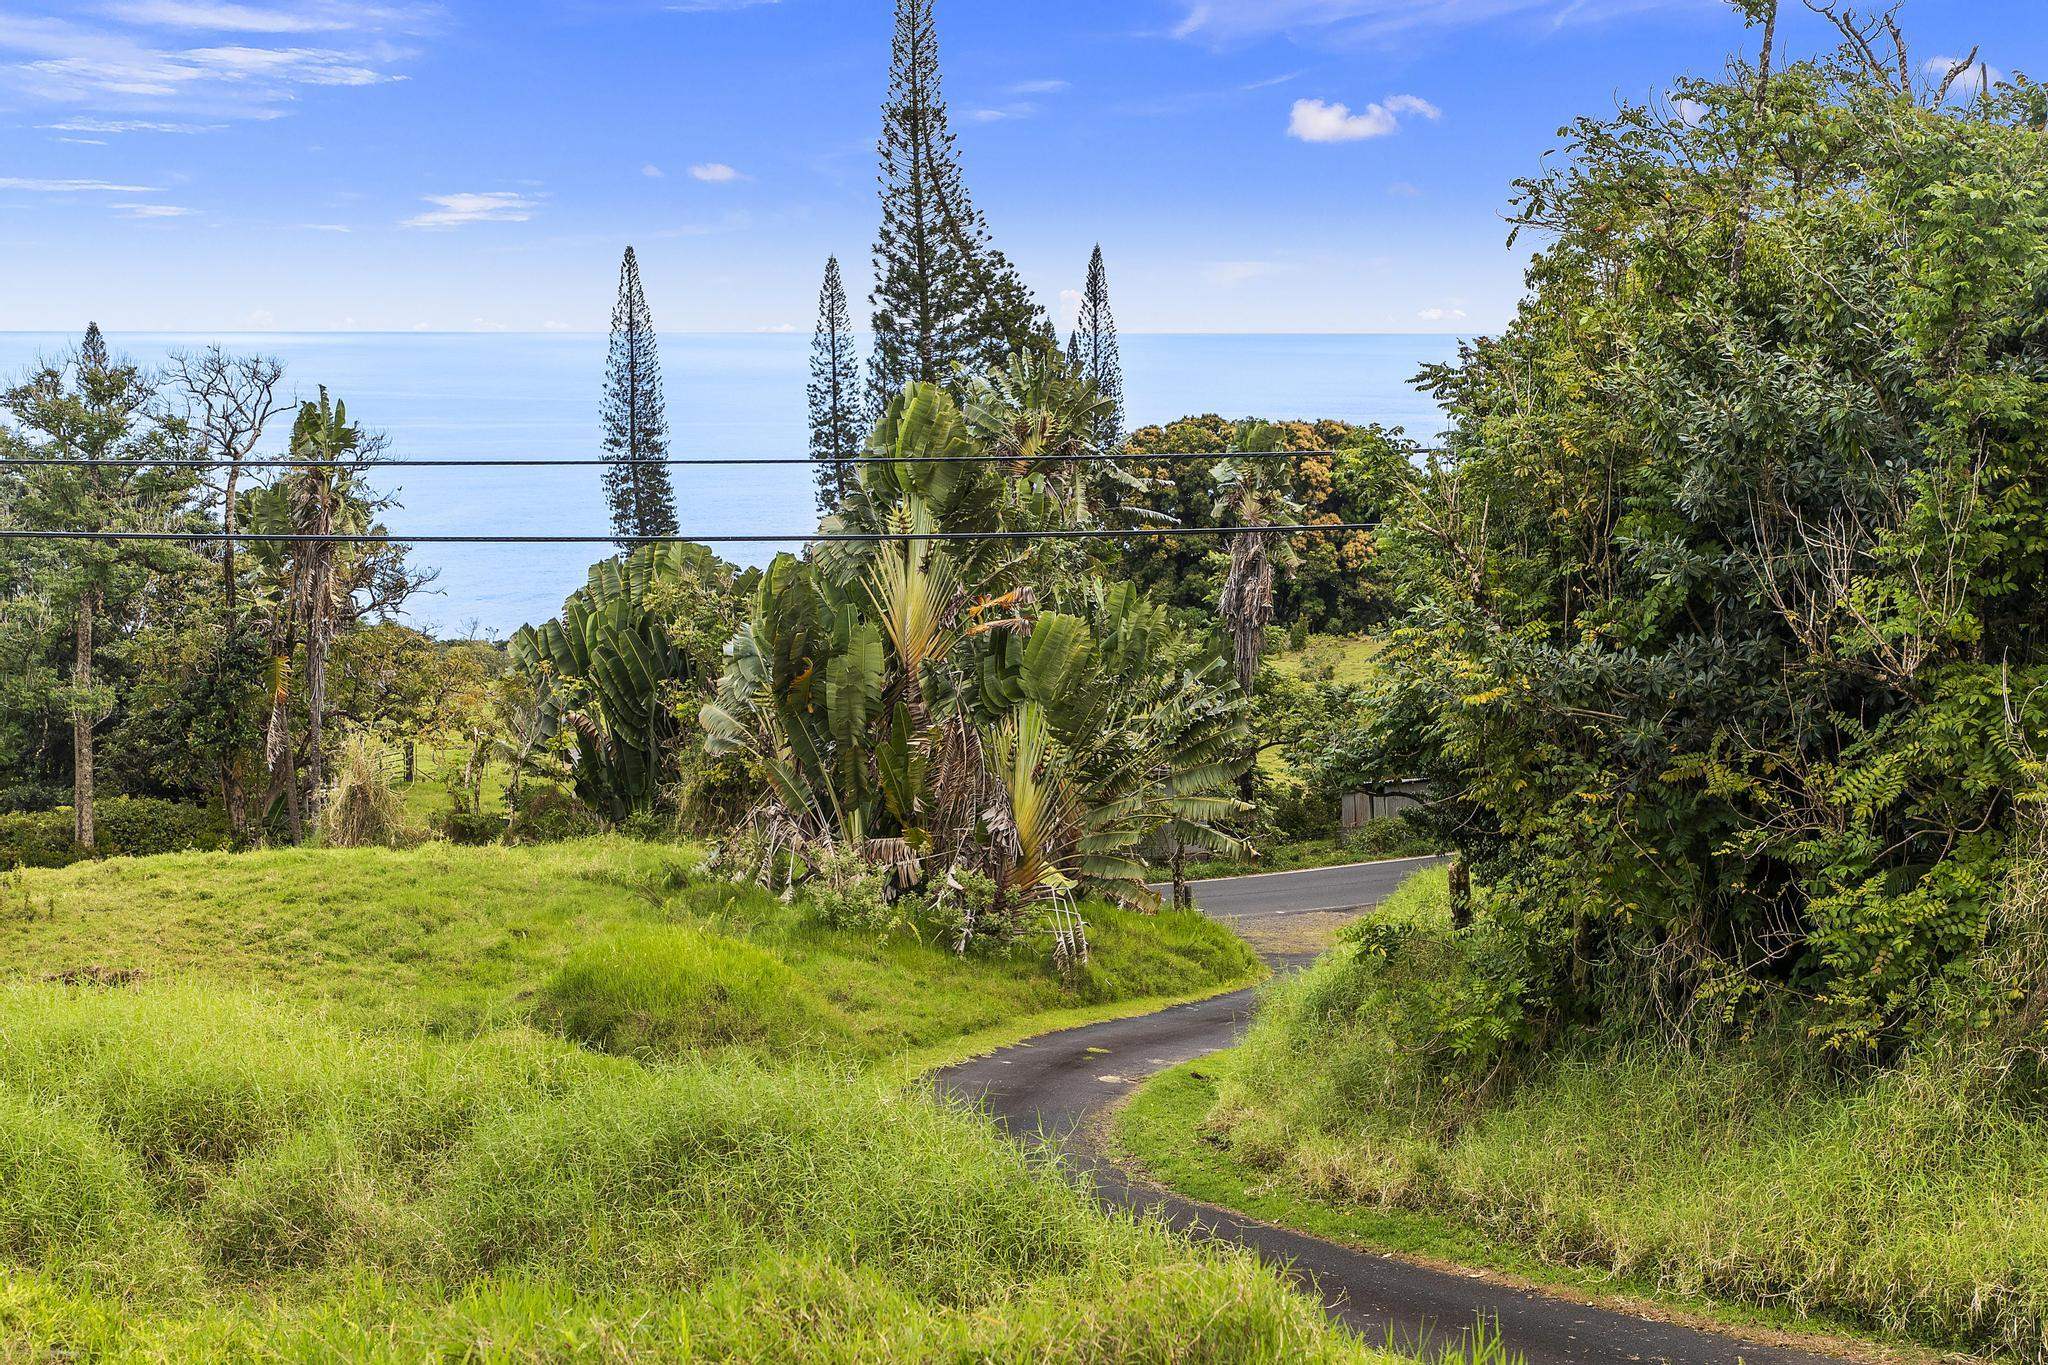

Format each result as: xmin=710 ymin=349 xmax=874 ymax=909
xmin=0 ymin=839 xmax=1261 ymax=1059
xmin=0 ymin=982 xmax=1398 ymax=1361
xmin=1127 ymin=865 xmax=2048 ymax=1362
xmin=1271 ymin=634 xmax=1384 ymax=686
xmin=0 ymin=840 xmax=1439 ymax=1360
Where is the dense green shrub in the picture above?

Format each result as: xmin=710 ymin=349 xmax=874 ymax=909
xmin=1348 ymin=47 xmax=2048 ymax=1054
xmin=500 ymin=784 xmax=601 ymax=845
xmin=532 ymin=924 xmax=844 ymax=1058
xmin=0 ymin=798 xmax=228 ymax=869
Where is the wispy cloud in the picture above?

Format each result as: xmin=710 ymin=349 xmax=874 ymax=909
xmin=1204 ymin=260 xmax=1288 ymax=287
xmin=1925 ymin=53 xmax=2001 ymax=93
xmin=1175 ymin=0 xmax=1682 ymax=44
xmin=1417 ymin=305 xmax=1467 ymax=322
xmin=1288 ymin=93 xmax=1438 ymax=143
xmin=98 ymin=2 xmax=429 ymax=35
xmin=115 ymin=201 xmax=191 ymax=216
xmin=401 ymin=191 xmax=541 ymax=228
xmin=0 ymin=7 xmax=426 ymax=121
xmin=41 ymin=115 xmax=223 ymax=132
xmin=1009 ymin=78 xmax=1068 ymax=95
xmin=689 ymin=162 xmax=744 ymax=182
xmin=663 ymin=0 xmax=779 ymax=10
xmin=0 ymin=176 xmax=161 ymax=192
xmin=642 ymin=163 xmax=665 ymax=177
xmin=970 ymin=102 xmax=1036 ymax=122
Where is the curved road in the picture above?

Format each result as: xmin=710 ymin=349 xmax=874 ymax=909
xmin=937 ymin=857 xmax=1849 ymax=1365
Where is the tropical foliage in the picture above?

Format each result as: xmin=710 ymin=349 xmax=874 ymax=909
xmin=0 ymin=337 xmax=439 ymax=852
xmin=704 ymin=382 xmax=1249 ymax=946
xmin=1343 ymin=35 xmax=2048 ymax=1058
xmin=511 ymin=543 xmax=743 ymax=821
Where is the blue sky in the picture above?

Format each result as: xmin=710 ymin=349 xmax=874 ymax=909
xmin=0 ymin=0 xmax=2032 ymax=335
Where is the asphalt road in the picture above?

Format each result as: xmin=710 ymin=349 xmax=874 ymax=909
xmin=1164 ymin=854 xmax=1448 ymax=921
xmin=936 ymin=857 xmax=1849 ymax=1365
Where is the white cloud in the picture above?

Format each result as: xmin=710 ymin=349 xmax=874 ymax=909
xmin=1175 ymin=0 xmax=1684 ymax=43
xmin=0 ymin=9 xmax=420 ymax=119
xmin=1671 ymin=96 xmax=1709 ymax=126
xmin=1288 ymin=93 xmax=1437 ymax=143
xmin=42 ymin=116 xmax=222 ymax=132
xmin=642 ymin=163 xmax=664 ymax=177
xmin=689 ymin=162 xmax=743 ymax=182
xmin=1417 ymin=305 xmax=1467 ymax=322
xmin=1204 ymin=260 xmax=1286 ymax=287
xmin=98 ymin=2 xmax=410 ymax=35
xmin=302 ymin=222 xmax=350 ymax=231
xmin=1925 ymin=54 xmax=2001 ymax=93
xmin=1059 ymin=287 xmax=1084 ymax=323
xmin=1384 ymin=93 xmax=1439 ymax=119
xmin=0 ymin=176 xmax=160 ymax=192
xmin=753 ymin=322 xmax=797 ymax=333
xmin=1009 ymin=78 xmax=1068 ymax=94
xmin=1387 ymin=180 xmax=1420 ymax=197
xmin=116 ymin=202 xmax=191 ymax=216
xmin=970 ymin=103 xmax=1035 ymax=122
xmin=401 ymin=190 xmax=540 ymax=228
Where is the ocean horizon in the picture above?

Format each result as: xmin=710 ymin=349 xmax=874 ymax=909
xmin=0 ymin=331 xmax=1462 ymax=635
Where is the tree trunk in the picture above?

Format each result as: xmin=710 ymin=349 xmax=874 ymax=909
xmin=1171 ymin=835 xmax=1190 ymax=913
xmin=304 ymin=545 xmax=333 ymax=835
xmin=218 ymin=465 xmax=248 ymax=843
xmin=1730 ymin=0 xmax=1780 ymax=284
xmin=72 ymin=590 xmax=96 ymax=850
xmin=1449 ymin=856 xmax=1473 ymax=931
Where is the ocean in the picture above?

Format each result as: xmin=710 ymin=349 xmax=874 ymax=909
xmin=0 ymin=332 xmax=1460 ymax=635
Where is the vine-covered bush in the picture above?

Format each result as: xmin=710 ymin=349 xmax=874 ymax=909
xmin=1349 ymin=50 xmax=2048 ymax=1056
xmin=0 ymin=798 xmax=229 ymax=869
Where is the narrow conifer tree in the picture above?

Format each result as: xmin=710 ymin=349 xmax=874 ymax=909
xmin=600 ymin=246 xmax=679 ymax=547
xmin=1067 ymin=245 xmax=1126 ymax=450
xmin=808 ymin=256 xmax=861 ymax=512
xmin=867 ymin=0 xmax=1043 ymax=420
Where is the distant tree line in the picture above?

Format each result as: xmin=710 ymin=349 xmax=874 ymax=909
xmin=0 ymin=331 xmax=456 ymax=851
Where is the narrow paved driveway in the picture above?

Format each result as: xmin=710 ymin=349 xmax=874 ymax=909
xmin=936 ymin=858 xmax=1849 ymax=1365
xmin=1165 ymin=853 xmax=1446 ymax=921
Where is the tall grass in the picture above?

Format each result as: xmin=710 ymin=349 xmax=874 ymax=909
xmin=0 ymin=982 xmax=1382 ymax=1361
xmin=1210 ymin=864 xmax=2048 ymax=1360
xmin=322 ymin=732 xmax=421 ymax=849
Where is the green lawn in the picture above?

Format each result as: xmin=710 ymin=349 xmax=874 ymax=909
xmin=1271 ymin=633 xmax=1383 ymax=686
xmin=0 ymin=839 xmax=1262 ymax=1060
xmin=393 ymin=740 xmax=513 ymax=830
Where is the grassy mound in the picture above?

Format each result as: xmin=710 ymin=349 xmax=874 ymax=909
xmin=533 ymin=923 xmax=843 ymax=1057
xmin=0 ymin=983 xmax=1380 ymax=1361
xmin=1189 ymin=866 xmax=2048 ymax=1360
xmin=0 ymin=839 xmax=1260 ymax=1060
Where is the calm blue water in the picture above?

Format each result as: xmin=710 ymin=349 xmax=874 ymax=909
xmin=0 ymin=333 xmax=1457 ymax=635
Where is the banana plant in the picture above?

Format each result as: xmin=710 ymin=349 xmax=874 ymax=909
xmin=513 ymin=544 xmax=722 ymax=819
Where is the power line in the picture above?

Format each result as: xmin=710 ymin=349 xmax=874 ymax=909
xmin=0 ymin=449 xmax=1435 ymax=471
xmin=0 ymin=522 xmax=1378 ymax=547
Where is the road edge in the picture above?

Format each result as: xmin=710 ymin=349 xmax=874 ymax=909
xmin=1105 ymin=1055 xmax=1965 ymax=1365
